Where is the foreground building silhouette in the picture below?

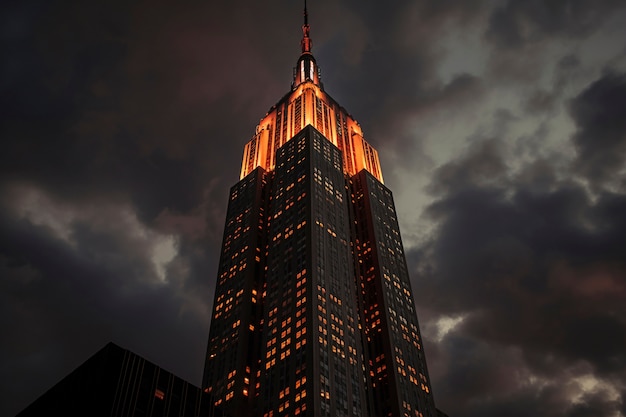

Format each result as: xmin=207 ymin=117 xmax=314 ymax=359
xmin=17 ymin=343 xmax=219 ymax=417
xmin=18 ymin=5 xmax=440 ymax=417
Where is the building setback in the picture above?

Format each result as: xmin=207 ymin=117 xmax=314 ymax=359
xmin=202 ymin=5 xmax=437 ymax=417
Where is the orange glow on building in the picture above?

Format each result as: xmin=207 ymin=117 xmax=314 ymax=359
xmin=240 ymin=67 xmax=383 ymax=183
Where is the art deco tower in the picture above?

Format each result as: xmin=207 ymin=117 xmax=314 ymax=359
xmin=203 ymin=5 xmax=436 ymax=417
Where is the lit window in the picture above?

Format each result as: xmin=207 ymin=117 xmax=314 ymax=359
xmin=154 ymin=389 xmax=165 ymax=400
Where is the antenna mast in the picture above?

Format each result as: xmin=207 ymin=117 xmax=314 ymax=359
xmin=301 ymin=0 xmax=311 ymax=53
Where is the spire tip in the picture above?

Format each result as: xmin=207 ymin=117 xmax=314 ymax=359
xmin=301 ymin=0 xmax=311 ymax=53
xmin=304 ymin=0 xmax=308 ymax=25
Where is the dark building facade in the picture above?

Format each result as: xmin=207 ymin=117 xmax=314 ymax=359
xmin=203 ymin=6 xmax=437 ymax=417
xmin=17 ymin=342 xmax=218 ymax=417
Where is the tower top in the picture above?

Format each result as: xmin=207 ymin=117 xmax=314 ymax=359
xmin=293 ymin=0 xmax=321 ymax=89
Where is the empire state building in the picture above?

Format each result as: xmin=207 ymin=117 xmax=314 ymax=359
xmin=203 ymin=5 xmax=437 ymax=417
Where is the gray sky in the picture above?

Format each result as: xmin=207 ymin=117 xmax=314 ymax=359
xmin=2 ymin=1 xmax=626 ymax=416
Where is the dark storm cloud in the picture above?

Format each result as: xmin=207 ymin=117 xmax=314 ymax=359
xmin=0 ymin=198 xmax=209 ymax=414
xmin=0 ymin=1 xmax=255 ymax=413
xmin=486 ymin=0 xmax=625 ymax=49
xmin=483 ymin=1 xmax=626 ymax=84
xmin=427 ymin=138 xmax=508 ymax=195
xmin=523 ymin=89 xmax=558 ymax=116
xmin=2 ymin=1 xmax=244 ymax=220
xmin=522 ymin=55 xmax=583 ymax=124
xmin=316 ymin=1 xmax=486 ymax=147
xmin=570 ymin=71 xmax=626 ymax=187
xmin=415 ymin=193 xmax=626 ymax=415
xmin=410 ymin=72 xmax=626 ymax=416
xmin=427 ymin=326 xmax=625 ymax=417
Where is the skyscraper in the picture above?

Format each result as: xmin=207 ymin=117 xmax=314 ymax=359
xmin=203 ymin=5 xmax=436 ymax=417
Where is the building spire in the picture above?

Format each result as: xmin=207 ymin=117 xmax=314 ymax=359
xmin=293 ymin=0 xmax=320 ymax=89
xmin=301 ymin=0 xmax=312 ymax=54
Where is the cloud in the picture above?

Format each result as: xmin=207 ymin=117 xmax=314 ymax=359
xmin=0 ymin=182 xmax=216 ymax=415
xmin=486 ymin=0 xmax=625 ymax=49
xmin=410 ymin=72 xmax=626 ymax=416
xmin=570 ymin=71 xmax=626 ymax=188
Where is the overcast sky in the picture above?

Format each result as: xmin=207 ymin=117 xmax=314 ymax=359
xmin=2 ymin=1 xmax=626 ymax=416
